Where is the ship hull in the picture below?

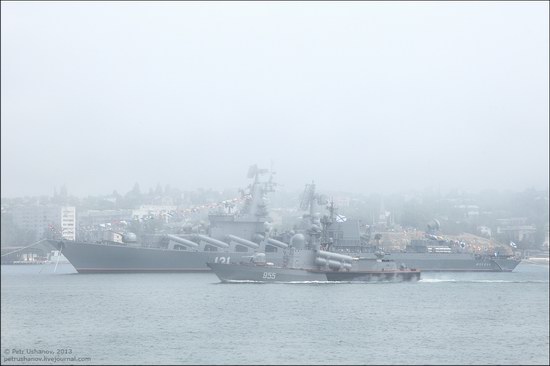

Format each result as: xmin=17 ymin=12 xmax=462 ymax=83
xmin=322 ymin=270 xmax=420 ymax=282
xmin=47 ymin=240 xmax=521 ymax=274
xmin=207 ymin=262 xmax=326 ymax=282
xmin=359 ymin=253 xmax=521 ymax=272
xmin=207 ymin=263 xmax=421 ymax=283
xmin=47 ymin=240 xmax=281 ymax=273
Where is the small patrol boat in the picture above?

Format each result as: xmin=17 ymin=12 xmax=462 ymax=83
xmin=207 ymin=249 xmax=421 ymax=283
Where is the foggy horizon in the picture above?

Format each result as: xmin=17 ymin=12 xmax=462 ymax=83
xmin=1 ymin=171 xmax=549 ymax=201
xmin=2 ymin=2 xmax=549 ymax=198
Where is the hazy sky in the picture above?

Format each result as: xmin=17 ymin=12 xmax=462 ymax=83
xmin=1 ymin=1 xmax=548 ymax=198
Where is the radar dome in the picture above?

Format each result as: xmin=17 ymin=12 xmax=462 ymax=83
xmin=290 ymin=233 xmax=306 ymax=249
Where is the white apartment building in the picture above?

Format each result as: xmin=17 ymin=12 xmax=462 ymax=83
xmin=11 ymin=205 xmax=76 ymax=241
xmin=60 ymin=206 xmax=76 ymax=240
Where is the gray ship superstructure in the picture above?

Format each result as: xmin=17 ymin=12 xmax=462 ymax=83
xmin=47 ymin=166 xmax=289 ymax=273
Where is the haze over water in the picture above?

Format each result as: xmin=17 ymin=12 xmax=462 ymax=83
xmin=1 ymin=1 xmax=549 ymax=198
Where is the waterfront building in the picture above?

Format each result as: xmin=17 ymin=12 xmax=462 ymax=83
xmin=11 ymin=205 xmax=76 ymax=241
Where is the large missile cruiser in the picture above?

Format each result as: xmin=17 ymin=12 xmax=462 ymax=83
xmin=47 ymin=166 xmax=289 ymax=273
xmin=48 ymin=173 xmax=521 ymax=274
xmin=208 ymin=193 xmax=421 ymax=283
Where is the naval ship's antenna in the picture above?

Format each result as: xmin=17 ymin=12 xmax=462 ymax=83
xmin=320 ymin=198 xmax=336 ymax=250
xmin=327 ymin=198 xmax=335 ymax=221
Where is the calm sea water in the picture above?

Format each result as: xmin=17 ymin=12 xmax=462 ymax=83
xmin=1 ymin=262 xmax=548 ymax=365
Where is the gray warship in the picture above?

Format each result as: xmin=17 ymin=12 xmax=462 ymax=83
xmin=48 ymin=172 xmax=521 ymax=273
xmin=312 ymin=190 xmax=521 ymax=272
xmin=207 ymin=250 xmax=421 ymax=283
xmin=47 ymin=166 xmax=289 ymax=273
xmin=207 ymin=187 xmax=421 ymax=283
xmin=367 ymin=237 xmax=522 ymax=272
